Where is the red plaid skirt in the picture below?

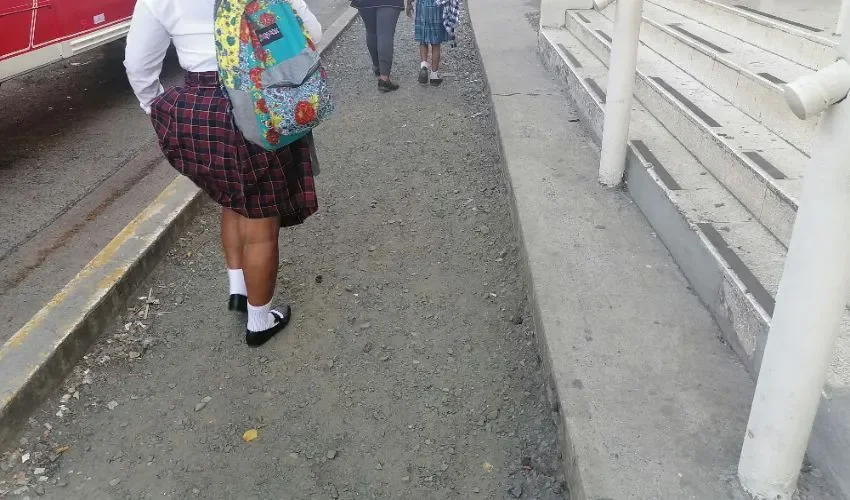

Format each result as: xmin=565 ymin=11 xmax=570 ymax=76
xmin=150 ymin=71 xmax=318 ymax=226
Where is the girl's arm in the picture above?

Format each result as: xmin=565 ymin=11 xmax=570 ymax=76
xmin=124 ymin=0 xmax=170 ymax=114
xmin=291 ymin=0 xmax=323 ymax=44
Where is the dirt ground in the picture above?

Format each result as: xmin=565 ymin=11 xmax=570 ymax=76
xmin=0 ymin=12 xmax=567 ymax=500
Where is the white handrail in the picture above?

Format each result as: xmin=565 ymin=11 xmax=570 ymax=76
xmin=837 ymin=0 xmax=850 ymax=35
xmin=737 ymin=7 xmax=850 ymax=499
xmin=597 ymin=0 xmax=644 ymax=187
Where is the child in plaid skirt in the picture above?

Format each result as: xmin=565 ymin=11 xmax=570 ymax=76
xmin=407 ymin=0 xmax=449 ymax=85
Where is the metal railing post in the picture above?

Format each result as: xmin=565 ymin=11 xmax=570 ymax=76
xmin=597 ymin=0 xmax=644 ymax=187
xmin=837 ymin=0 xmax=850 ymax=35
xmin=737 ymin=11 xmax=850 ymax=499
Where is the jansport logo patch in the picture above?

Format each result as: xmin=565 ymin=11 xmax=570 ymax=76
xmin=256 ymin=24 xmax=284 ymax=46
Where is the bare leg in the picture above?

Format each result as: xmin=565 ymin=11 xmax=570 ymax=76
xmin=239 ymin=216 xmax=280 ymax=307
xmin=221 ymin=208 xmax=243 ymax=270
xmin=420 ymin=44 xmax=429 ymax=65
xmin=432 ymin=44 xmax=441 ymax=71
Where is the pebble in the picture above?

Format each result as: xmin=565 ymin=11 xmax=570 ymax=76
xmin=362 ymin=342 xmax=373 ymax=353
xmin=194 ymin=397 xmax=211 ymax=412
xmin=360 ymin=322 xmax=371 ymax=330
xmin=401 ymin=476 xmax=411 ymax=483
xmin=486 ymin=409 xmax=500 ymax=422
xmin=368 ymin=246 xmax=377 ymax=252
xmin=33 ymin=468 xmax=46 ymax=475
xmin=375 ymin=462 xmax=383 ymax=470
xmin=327 ymin=450 xmax=337 ymax=460
xmin=329 ymin=484 xmax=339 ymax=499
xmin=107 ymin=400 xmax=119 ymax=411
xmin=509 ymin=483 xmax=523 ymax=498
xmin=109 ymin=478 xmax=121 ymax=487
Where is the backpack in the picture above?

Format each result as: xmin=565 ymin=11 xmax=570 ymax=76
xmin=214 ymin=0 xmax=333 ymax=150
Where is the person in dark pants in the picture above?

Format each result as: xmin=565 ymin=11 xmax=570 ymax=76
xmin=352 ymin=0 xmax=404 ymax=92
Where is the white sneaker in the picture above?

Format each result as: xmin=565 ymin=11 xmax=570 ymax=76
xmin=429 ymin=70 xmax=443 ymax=86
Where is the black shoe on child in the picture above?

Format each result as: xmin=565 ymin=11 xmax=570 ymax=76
xmin=245 ymin=305 xmax=292 ymax=347
xmin=228 ymin=294 xmax=248 ymax=313
xmin=378 ymin=79 xmax=400 ymax=92
xmin=418 ymin=66 xmax=429 ymax=84
xmin=373 ymin=66 xmax=380 ymax=77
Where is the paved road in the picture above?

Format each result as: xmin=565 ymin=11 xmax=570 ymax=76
xmin=0 ymin=13 xmax=566 ymax=500
xmin=0 ymin=0 xmax=351 ymax=344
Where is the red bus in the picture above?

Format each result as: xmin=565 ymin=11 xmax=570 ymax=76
xmin=0 ymin=0 xmax=135 ymax=84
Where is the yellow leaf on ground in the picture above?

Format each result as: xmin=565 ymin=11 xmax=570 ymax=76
xmin=483 ymin=462 xmax=494 ymax=473
xmin=242 ymin=429 xmax=259 ymax=442
xmin=55 ymin=446 xmax=70 ymax=454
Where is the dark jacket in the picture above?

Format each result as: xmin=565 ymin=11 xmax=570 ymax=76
xmin=351 ymin=0 xmax=404 ymax=9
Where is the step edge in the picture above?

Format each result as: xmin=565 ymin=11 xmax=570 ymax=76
xmin=653 ymin=0 xmax=837 ymax=48
xmin=638 ymin=13 xmax=818 ymax=154
xmin=565 ymin=13 xmax=801 ymax=232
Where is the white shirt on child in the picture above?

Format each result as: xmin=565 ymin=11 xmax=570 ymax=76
xmin=125 ymin=0 xmax=323 ymax=113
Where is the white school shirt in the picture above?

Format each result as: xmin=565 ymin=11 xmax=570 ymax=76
xmin=125 ymin=0 xmax=322 ymax=113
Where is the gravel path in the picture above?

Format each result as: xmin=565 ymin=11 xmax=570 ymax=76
xmin=1 ymin=11 xmax=566 ymax=500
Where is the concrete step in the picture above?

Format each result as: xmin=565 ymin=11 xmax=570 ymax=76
xmin=607 ymin=1 xmax=818 ymax=154
xmin=649 ymin=0 xmax=837 ymax=70
xmin=565 ymin=9 xmax=805 ymax=247
xmin=540 ymin=21 xmax=850 ymax=498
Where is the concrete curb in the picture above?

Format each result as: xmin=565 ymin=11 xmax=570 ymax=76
xmin=0 ymin=9 xmax=359 ymax=448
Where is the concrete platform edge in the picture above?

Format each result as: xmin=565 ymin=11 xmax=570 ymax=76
xmin=0 ymin=10 xmax=358 ymax=449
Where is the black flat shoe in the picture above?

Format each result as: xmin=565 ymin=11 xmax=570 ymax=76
xmin=245 ymin=305 xmax=291 ymax=347
xmin=418 ymin=66 xmax=429 ymax=84
xmin=228 ymin=294 xmax=248 ymax=313
xmin=373 ymin=66 xmax=380 ymax=77
xmin=378 ymin=79 xmax=400 ymax=93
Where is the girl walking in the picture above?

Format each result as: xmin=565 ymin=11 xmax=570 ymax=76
xmin=125 ymin=0 xmax=323 ymax=347
xmin=408 ymin=0 xmax=452 ymax=85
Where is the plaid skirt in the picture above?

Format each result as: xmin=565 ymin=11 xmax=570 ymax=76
xmin=150 ymin=71 xmax=318 ymax=226
xmin=415 ymin=0 xmax=449 ymax=44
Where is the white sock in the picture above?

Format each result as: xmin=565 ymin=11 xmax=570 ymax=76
xmin=430 ymin=70 xmax=441 ymax=78
xmin=420 ymin=61 xmax=430 ymax=70
xmin=247 ymin=301 xmax=276 ymax=332
xmin=228 ymin=269 xmax=247 ymax=296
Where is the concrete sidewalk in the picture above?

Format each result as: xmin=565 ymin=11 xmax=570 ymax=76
xmin=0 ymin=13 xmax=565 ymax=500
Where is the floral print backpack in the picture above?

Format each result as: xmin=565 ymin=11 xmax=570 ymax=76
xmin=214 ymin=0 xmax=333 ymax=150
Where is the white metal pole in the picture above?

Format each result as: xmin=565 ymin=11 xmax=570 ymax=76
xmin=836 ymin=0 xmax=850 ymax=35
xmin=598 ymin=0 xmax=644 ymax=187
xmin=738 ymin=15 xmax=850 ymax=498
